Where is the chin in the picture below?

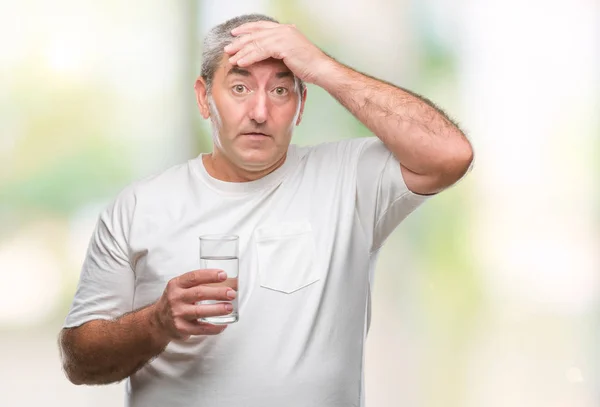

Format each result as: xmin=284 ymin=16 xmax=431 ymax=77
xmin=236 ymin=148 xmax=281 ymax=170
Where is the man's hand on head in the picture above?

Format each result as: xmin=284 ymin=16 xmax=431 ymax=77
xmin=224 ymin=21 xmax=334 ymax=85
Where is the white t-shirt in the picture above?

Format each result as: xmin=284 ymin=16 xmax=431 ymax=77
xmin=64 ymin=137 xmax=431 ymax=407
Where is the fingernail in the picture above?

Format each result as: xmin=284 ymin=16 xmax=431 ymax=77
xmin=225 ymin=303 xmax=233 ymax=311
xmin=218 ymin=271 xmax=227 ymax=280
xmin=224 ymin=44 xmax=231 ymax=51
xmin=226 ymin=290 xmax=236 ymax=299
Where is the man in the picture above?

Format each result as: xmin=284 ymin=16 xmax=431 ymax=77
xmin=59 ymin=13 xmax=473 ymax=407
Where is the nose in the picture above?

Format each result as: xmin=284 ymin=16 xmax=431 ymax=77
xmin=248 ymin=91 xmax=268 ymax=124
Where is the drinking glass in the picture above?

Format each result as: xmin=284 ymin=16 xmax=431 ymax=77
xmin=198 ymin=234 xmax=239 ymax=324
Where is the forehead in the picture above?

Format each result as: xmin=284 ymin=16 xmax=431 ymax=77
xmin=216 ymin=55 xmax=294 ymax=82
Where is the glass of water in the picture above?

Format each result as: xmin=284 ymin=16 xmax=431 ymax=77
xmin=198 ymin=234 xmax=239 ymax=324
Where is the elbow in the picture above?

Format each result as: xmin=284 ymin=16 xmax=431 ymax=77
xmin=63 ymin=365 xmax=85 ymax=386
xmin=58 ymin=330 xmax=86 ymax=386
xmin=452 ymin=137 xmax=475 ymax=179
xmin=58 ymin=325 xmax=124 ymax=386
xmin=436 ymin=136 xmax=475 ymax=189
xmin=60 ymin=349 xmax=122 ymax=386
xmin=60 ymin=349 xmax=86 ymax=385
xmin=62 ymin=358 xmax=108 ymax=386
xmin=62 ymin=365 xmax=120 ymax=386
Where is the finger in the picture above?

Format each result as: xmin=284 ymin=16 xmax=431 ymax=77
xmin=176 ymin=269 xmax=227 ymax=289
xmin=231 ymin=21 xmax=279 ymax=36
xmin=176 ymin=319 xmax=227 ymax=337
xmin=180 ymin=302 xmax=234 ymax=320
xmin=224 ymin=33 xmax=255 ymax=56
xmin=231 ymin=37 xmax=283 ymax=67
xmin=224 ymin=28 xmax=272 ymax=55
xmin=229 ymin=46 xmax=259 ymax=66
xmin=187 ymin=321 xmax=229 ymax=336
xmin=235 ymin=47 xmax=282 ymax=67
xmin=180 ymin=285 xmax=236 ymax=304
xmin=205 ymin=278 xmax=238 ymax=291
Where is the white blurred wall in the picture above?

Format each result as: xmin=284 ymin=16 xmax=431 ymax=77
xmin=461 ymin=1 xmax=599 ymax=406
xmin=1 ymin=1 xmax=598 ymax=406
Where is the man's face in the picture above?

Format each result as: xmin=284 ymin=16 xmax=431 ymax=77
xmin=197 ymin=55 xmax=306 ymax=172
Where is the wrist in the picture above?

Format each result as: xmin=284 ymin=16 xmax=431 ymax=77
xmin=145 ymin=303 xmax=172 ymax=346
xmin=311 ymin=55 xmax=340 ymax=88
xmin=311 ymin=53 xmax=339 ymax=87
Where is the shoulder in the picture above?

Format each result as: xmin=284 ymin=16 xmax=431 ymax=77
xmin=103 ymin=159 xmax=194 ymax=217
xmin=293 ymin=137 xmax=376 ymax=164
xmin=131 ymin=159 xmax=193 ymax=195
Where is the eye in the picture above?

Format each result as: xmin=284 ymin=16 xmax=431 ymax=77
xmin=273 ymin=87 xmax=288 ymax=96
xmin=232 ymin=84 xmax=247 ymax=94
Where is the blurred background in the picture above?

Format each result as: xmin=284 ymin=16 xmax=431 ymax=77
xmin=0 ymin=0 xmax=598 ymax=406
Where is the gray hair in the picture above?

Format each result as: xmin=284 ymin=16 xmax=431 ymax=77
xmin=200 ymin=13 xmax=305 ymax=95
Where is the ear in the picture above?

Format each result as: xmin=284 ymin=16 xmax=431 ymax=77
xmin=295 ymin=86 xmax=308 ymax=126
xmin=194 ymin=77 xmax=210 ymax=119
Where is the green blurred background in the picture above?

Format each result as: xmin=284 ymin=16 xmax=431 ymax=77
xmin=0 ymin=1 xmax=598 ymax=406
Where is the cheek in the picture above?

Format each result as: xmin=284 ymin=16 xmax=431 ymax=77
xmin=276 ymin=103 xmax=301 ymax=129
xmin=219 ymin=102 xmax=246 ymax=133
xmin=283 ymin=104 xmax=300 ymax=131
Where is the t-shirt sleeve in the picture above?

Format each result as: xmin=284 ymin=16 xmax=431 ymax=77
xmin=355 ymin=137 xmax=433 ymax=252
xmin=63 ymin=187 xmax=137 ymax=328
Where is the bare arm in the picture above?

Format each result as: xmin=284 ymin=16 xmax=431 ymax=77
xmin=59 ymin=268 xmax=235 ymax=385
xmin=59 ymin=304 xmax=169 ymax=385
xmin=225 ymin=21 xmax=474 ymax=196
xmin=314 ymin=60 xmax=473 ymax=195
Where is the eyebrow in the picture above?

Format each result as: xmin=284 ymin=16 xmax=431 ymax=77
xmin=225 ymin=66 xmax=294 ymax=79
xmin=275 ymin=71 xmax=293 ymax=79
xmin=226 ymin=66 xmax=251 ymax=77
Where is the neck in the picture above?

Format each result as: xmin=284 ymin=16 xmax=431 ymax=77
xmin=202 ymin=148 xmax=288 ymax=182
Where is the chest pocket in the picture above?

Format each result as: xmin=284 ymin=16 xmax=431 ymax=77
xmin=254 ymin=221 xmax=319 ymax=294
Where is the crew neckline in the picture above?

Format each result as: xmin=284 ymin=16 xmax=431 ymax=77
xmin=190 ymin=145 xmax=299 ymax=195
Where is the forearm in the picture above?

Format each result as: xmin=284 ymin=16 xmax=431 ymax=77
xmin=59 ymin=303 xmax=170 ymax=385
xmin=315 ymin=59 xmax=471 ymax=177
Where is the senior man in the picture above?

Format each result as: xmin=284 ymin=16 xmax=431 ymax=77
xmin=59 ymin=13 xmax=473 ymax=407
